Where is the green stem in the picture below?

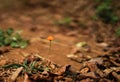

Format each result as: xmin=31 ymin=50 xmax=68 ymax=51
xmin=48 ymin=41 xmax=52 ymax=55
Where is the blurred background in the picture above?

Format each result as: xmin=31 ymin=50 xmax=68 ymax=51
xmin=0 ymin=0 xmax=120 ymax=69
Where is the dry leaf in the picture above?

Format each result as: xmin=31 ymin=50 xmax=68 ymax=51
xmin=11 ymin=67 xmax=23 ymax=82
xmin=24 ymin=73 xmax=32 ymax=82
xmin=55 ymin=65 xmax=71 ymax=75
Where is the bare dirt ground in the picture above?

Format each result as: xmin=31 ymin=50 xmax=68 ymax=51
xmin=0 ymin=7 xmax=104 ymax=69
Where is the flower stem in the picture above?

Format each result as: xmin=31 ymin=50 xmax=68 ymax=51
xmin=48 ymin=41 xmax=52 ymax=55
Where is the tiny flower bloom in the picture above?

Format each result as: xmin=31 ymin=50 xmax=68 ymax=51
xmin=47 ymin=36 xmax=54 ymax=41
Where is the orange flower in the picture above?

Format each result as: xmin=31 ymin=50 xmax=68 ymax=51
xmin=47 ymin=36 xmax=54 ymax=41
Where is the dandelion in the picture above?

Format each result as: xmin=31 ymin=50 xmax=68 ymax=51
xmin=47 ymin=36 xmax=54 ymax=55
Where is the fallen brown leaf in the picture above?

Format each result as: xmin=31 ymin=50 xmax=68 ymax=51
xmin=54 ymin=65 xmax=71 ymax=75
xmin=11 ymin=67 xmax=23 ymax=82
xmin=23 ymin=73 xmax=32 ymax=82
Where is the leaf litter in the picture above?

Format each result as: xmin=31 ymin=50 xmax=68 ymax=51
xmin=0 ymin=54 xmax=76 ymax=82
xmin=0 ymin=43 xmax=120 ymax=82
